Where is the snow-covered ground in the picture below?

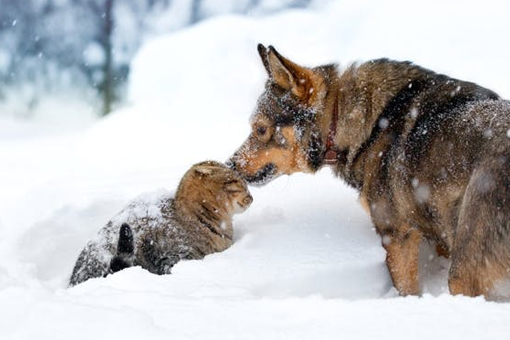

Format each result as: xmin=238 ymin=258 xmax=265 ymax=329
xmin=2 ymin=1 xmax=510 ymax=339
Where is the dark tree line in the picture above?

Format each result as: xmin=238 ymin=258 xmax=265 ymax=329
xmin=0 ymin=0 xmax=313 ymax=118
xmin=0 ymin=0 xmax=170 ymax=116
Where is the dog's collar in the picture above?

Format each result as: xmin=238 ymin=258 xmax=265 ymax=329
xmin=323 ymin=98 xmax=340 ymax=165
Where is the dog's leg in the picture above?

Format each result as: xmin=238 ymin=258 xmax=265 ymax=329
xmin=448 ymin=254 xmax=493 ymax=297
xmin=359 ymin=194 xmax=372 ymax=217
xmin=448 ymin=262 xmax=506 ymax=299
xmin=382 ymin=227 xmax=422 ymax=296
xmin=448 ymin=271 xmax=479 ymax=297
xmin=449 ymin=159 xmax=510 ymax=299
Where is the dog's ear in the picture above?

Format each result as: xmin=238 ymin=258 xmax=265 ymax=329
xmin=266 ymin=46 xmax=311 ymax=98
xmin=258 ymin=43 xmax=271 ymax=75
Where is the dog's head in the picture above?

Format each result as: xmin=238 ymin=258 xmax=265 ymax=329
xmin=228 ymin=44 xmax=336 ymax=185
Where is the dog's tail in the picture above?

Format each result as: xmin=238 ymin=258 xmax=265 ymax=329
xmin=110 ymin=223 xmax=135 ymax=273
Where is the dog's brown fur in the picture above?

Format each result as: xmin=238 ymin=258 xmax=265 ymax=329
xmin=229 ymin=44 xmax=510 ymax=299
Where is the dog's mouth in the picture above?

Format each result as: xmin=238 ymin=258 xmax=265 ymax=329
xmin=245 ymin=163 xmax=278 ymax=186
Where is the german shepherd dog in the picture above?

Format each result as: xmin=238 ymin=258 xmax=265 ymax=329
xmin=228 ymin=44 xmax=510 ymax=299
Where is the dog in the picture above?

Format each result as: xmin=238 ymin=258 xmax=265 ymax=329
xmin=228 ymin=44 xmax=510 ymax=299
xmin=69 ymin=161 xmax=253 ymax=286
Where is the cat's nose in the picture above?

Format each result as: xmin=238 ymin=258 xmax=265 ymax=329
xmin=244 ymin=194 xmax=253 ymax=206
xmin=225 ymin=158 xmax=236 ymax=170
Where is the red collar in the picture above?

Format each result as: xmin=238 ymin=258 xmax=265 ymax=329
xmin=323 ymin=98 xmax=339 ymax=165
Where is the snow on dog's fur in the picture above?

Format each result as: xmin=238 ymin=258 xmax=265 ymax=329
xmin=230 ymin=44 xmax=510 ymax=299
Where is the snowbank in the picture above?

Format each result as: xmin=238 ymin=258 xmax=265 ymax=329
xmin=2 ymin=1 xmax=510 ymax=339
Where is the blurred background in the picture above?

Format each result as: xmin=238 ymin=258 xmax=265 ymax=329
xmin=0 ymin=0 xmax=319 ymax=122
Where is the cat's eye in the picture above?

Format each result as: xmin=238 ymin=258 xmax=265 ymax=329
xmin=223 ymin=181 xmax=243 ymax=193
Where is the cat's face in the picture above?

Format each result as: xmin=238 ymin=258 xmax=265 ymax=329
xmin=182 ymin=161 xmax=253 ymax=216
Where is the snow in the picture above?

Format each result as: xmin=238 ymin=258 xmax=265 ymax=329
xmin=2 ymin=0 xmax=510 ymax=339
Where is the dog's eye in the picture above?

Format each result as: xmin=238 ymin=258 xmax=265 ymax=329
xmin=254 ymin=125 xmax=272 ymax=143
xmin=257 ymin=126 xmax=267 ymax=136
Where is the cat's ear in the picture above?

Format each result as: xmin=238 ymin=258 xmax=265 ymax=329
xmin=194 ymin=166 xmax=214 ymax=177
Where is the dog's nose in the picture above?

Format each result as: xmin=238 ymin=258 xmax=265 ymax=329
xmin=244 ymin=194 xmax=253 ymax=206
